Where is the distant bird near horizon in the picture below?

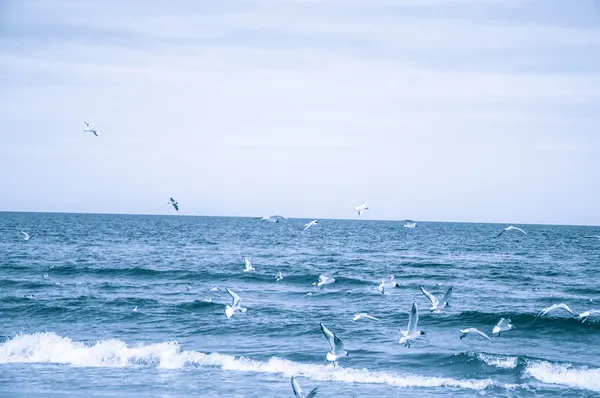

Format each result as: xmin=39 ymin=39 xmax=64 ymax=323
xmin=167 ymin=197 xmax=179 ymax=211
xmin=257 ymin=215 xmax=287 ymax=223
xmin=403 ymin=221 xmax=417 ymax=228
xmin=353 ymin=202 xmax=369 ymax=216
xmin=304 ymin=220 xmax=318 ymax=230
xmin=83 ymin=121 xmax=98 ymax=136
xmin=496 ymin=226 xmax=527 ymax=238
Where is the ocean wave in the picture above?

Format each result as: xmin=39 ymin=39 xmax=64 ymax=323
xmin=0 ymin=332 xmax=496 ymax=391
xmin=475 ymin=353 xmax=518 ymax=369
xmin=525 ymin=361 xmax=600 ymax=392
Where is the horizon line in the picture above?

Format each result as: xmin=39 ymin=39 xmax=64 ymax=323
xmin=0 ymin=210 xmax=598 ymax=228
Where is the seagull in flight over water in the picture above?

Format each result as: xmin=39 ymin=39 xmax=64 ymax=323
xmin=167 ymin=197 xmax=179 ymax=211
xmin=276 ymin=271 xmax=284 ymax=281
xmin=83 ymin=121 xmax=98 ymax=136
xmin=579 ymin=310 xmax=600 ymax=323
xmin=320 ymin=323 xmax=348 ymax=362
xmin=399 ymin=302 xmax=425 ymax=348
xmin=225 ymin=288 xmax=247 ymax=318
xmin=258 ymin=215 xmax=287 ymax=223
xmin=315 ymin=274 xmax=336 ymax=288
xmin=492 ymin=318 xmax=515 ymax=336
xmin=21 ymin=231 xmax=30 ymax=241
xmin=243 ymin=257 xmax=255 ymax=272
xmin=420 ymin=286 xmax=453 ymax=313
xmin=460 ymin=328 xmax=491 ymax=340
xmin=304 ymin=220 xmax=318 ymax=230
xmin=291 ymin=376 xmax=318 ymax=398
xmin=353 ymin=313 xmax=380 ymax=322
xmin=496 ymin=226 xmax=527 ymax=238
xmin=533 ymin=303 xmax=573 ymax=323
xmin=354 ymin=202 xmax=369 ymax=216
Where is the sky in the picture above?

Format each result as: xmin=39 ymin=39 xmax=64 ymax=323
xmin=1 ymin=0 xmax=599 ymax=225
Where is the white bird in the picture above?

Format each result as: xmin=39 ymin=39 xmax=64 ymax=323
xmin=185 ymin=285 xmax=192 ymax=291
xmin=320 ymin=323 xmax=348 ymax=361
xmin=353 ymin=202 xmax=369 ymax=216
xmin=378 ymin=276 xmax=400 ymax=292
xmin=534 ymin=303 xmax=573 ymax=322
xmin=276 ymin=271 xmax=284 ymax=281
xmin=305 ymin=292 xmax=312 ymax=296
xmin=243 ymin=257 xmax=255 ymax=272
xmin=403 ymin=221 xmax=417 ymax=228
xmin=353 ymin=313 xmax=380 ymax=322
xmin=291 ymin=375 xmax=318 ymax=398
xmin=209 ymin=286 xmax=218 ymax=292
xmin=304 ymin=220 xmax=318 ymax=230
xmin=492 ymin=318 xmax=515 ymax=336
xmin=132 ymin=306 xmax=138 ymax=312
xmin=459 ymin=328 xmax=491 ymax=340
xmin=21 ymin=231 xmax=30 ymax=241
xmin=316 ymin=274 xmax=335 ymax=288
xmin=258 ymin=215 xmax=287 ymax=223
xmin=225 ymin=288 xmax=247 ymax=318
xmin=579 ymin=310 xmax=600 ymax=323
xmin=420 ymin=286 xmax=453 ymax=313
xmin=399 ymin=302 xmax=425 ymax=348
xmin=496 ymin=225 xmax=527 ymax=238
xmin=83 ymin=121 xmax=98 ymax=136
xmin=167 ymin=197 xmax=179 ymax=211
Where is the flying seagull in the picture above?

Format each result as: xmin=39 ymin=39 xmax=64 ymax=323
xmin=399 ymin=301 xmax=425 ymax=348
xmin=320 ymin=323 xmax=348 ymax=362
xmin=21 ymin=231 xmax=30 ymax=241
xmin=533 ymin=303 xmax=573 ymax=323
xmin=579 ymin=310 xmax=600 ymax=323
xmin=353 ymin=202 xmax=369 ymax=216
xmin=496 ymin=226 xmax=527 ymax=238
xmin=420 ymin=286 xmax=453 ymax=313
xmin=403 ymin=221 xmax=417 ymax=228
xmin=258 ymin=215 xmax=287 ymax=223
xmin=353 ymin=313 xmax=380 ymax=322
xmin=225 ymin=288 xmax=247 ymax=318
xmin=83 ymin=121 xmax=98 ymax=136
xmin=315 ymin=274 xmax=335 ymax=288
xmin=276 ymin=271 xmax=284 ymax=281
xmin=492 ymin=318 xmax=515 ymax=336
xmin=304 ymin=220 xmax=318 ymax=230
xmin=460 ymin=328 xmax=491 ymax=340
xmin=167 ymin=197 xmax=179 ymax=211
xmin=243 ymin=257 xmax=255 ymax=272
xmin=291 ymin=376 xmax=318 ymax=398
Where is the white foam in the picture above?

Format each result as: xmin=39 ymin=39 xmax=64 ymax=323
xmin=0 ymin=333 xmax=493 ymax=390
xmin=526 ymin=361 xmax=600 ymax=393
xmin=476 ymin=353 xmax=518 ymax=369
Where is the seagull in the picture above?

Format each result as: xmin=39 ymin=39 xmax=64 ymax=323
xmin=534 ymin=303 xmax=573 ymax=322
xmin=225 ymin=288 xmax=247 ymax=318
xmin=403 ymin=221 xmax=417 ymax=228
xmin=492 ymin=318 xmax=515 ymax=336
xmin=305 ymin=292 xmax=312 ymax=296
xmin=496 ymin=226 xmax=527 ymax=238
xmin=399 ymin=302 xmax=425 ymax=348
xmin=459 ymin=328 xmax=491 ymax=340
xmin=420 ymin=286 xmax=453 ymax=313
xmin=209 ymin=286 xmax=218 ymax=292
xmin=132 ymin=306 xmax=138 ymax=312
xmin=320 ymin=323 xmax=348 ymax=362
xmin=579 ymin=310 xmax=600 ymax=323
xmin=167 ymin=197 xmax=179 ymax=211
xmin=185 ymin=285 xmax=192 ymax=291
xmin=353 ymin=313 xmax=380 ymax=322
xmin=258 ymin=215 xmax=287 ymax=223
xmin=243 ymin=257 xmax=255 ymax=272
xmin=276 ymin=271 xmax=284 ymax=281
xmin=21 ymin=231 xmax=30 ymax=241
xmin=83 ymin=121 xmax=98 ymax=136
xmin=353 ymin=202 xmax=369 ymax=216
xmin=304 ymin=220 xmax=318 ymax=230
xmin=291 ymin=376 xmax=318 ymax=398
xmin=378 ymin=275 xmax=400 ymax=291
xmin=316 ymin=274 xmax=335 ymax=288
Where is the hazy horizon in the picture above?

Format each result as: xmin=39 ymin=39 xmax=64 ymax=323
xmin=1 ymin=1 xmax=599 ymax=225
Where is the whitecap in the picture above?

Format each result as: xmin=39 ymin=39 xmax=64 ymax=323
xmin=525 ymin=361 xmax=600 ymax=393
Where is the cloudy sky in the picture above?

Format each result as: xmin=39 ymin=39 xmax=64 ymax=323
xmin=1 ymin=0 xmax=599 ymax=224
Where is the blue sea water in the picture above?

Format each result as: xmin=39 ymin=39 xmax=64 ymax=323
xmin=1 ymin=212 xmax=599 ymax=397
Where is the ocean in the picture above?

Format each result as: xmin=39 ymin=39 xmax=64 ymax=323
xmin=1 ymin=212 xmax=599 ymax=397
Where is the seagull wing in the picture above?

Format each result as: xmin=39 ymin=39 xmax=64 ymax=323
xmin=320 ymin=323 xmax=336 ymax=353
xmin=408 ymin=301 xmax=419 ymax=333
xmin=306 ymin=387 xmax=318 ymax=398
xmin=21 ymin=231 xmax=29 ymax=239
xmin=364 ymin=314 xmax=380 ymax=321
xmin=495 ymin=230 xmax=505 ymax=238
xmin=84 ymin=121 xmax=90 ymax=127
xmin=173 ymin=203 xmax=179 ymax=211
xmin=420 ymin=286 xmax=438 ymax=306
xmin=513 ymin=227 xmax=527 ymax=235
xmin=226 ymin=288 xmax=241 ymax=307
xmin=440 ymin=286 xmax=453 ymax=304
xmin=291 ymin=376 xmax=303 ymax=398
xmin=333 ymin=334 xmax=345 ymax=356
xmin=472 ymin=328 xmax=491 ymax=340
